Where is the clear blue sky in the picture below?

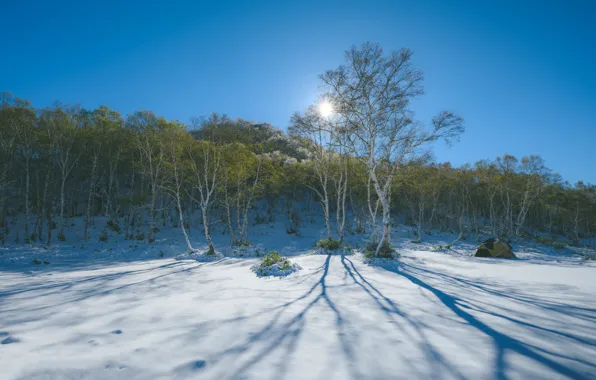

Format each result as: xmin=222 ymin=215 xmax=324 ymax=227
xmin=2 ymin=0 xmax=595 ymax=184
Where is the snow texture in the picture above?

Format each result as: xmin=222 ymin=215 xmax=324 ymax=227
xmin=1 ymin=216 xmax=595 ymax=379
xmin=312 ymin=247 xmax=354 ymax=256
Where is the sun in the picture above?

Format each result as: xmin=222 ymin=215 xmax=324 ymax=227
xmin=319 ymin=99 xmax=334 ymax=118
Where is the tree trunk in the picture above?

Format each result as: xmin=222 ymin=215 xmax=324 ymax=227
xmin=201 ymin=205 xmax=214 ymax=253
xmin=24 ymin=156 xmax=30 ymax=243
xmin=59 ymin=175 xmax=66 ymax=239
xmin=148 ymin=184 xmax=157 ymax=243
xmin=176 ymin=191 xmax=194 ymax=252
xmin=84 ymin=155 xmax=98 ymax=241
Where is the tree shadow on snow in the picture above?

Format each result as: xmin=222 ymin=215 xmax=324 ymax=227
xmin=205 ymin=254 xmax=367 ymax=379
xmin=369 ymin=259 xmax=595 ymax=379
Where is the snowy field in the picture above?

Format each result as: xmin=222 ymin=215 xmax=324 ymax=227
xmin=1 ymin=219 xmax=595 ymax=379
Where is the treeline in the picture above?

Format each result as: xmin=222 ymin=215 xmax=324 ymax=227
xmin=0 ymin=92 xmax=594 ymax=252
xmin=1 ymin=43 xmax=594 ymax=254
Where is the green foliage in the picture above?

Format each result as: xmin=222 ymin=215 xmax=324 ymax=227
xmin=260 ymin=251 xmax=284 ymax=267
xmin=279 ymin=260 xmax=292 ymax=271
xmin=0 ymin=91 xmax=594 ymax=253
xmin=365 ymin=241 xmax=395 ymax=258
xmin=315 ymin=238 xmax=342 ymax=251
xmin=190 ymin=115 xmax=307 ymax=159
xmin=259 ymin=250 xmax=294 ymax=271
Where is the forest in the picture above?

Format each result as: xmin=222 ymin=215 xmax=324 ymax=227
xmin=1 ymin=44 xmax=595 ymax=256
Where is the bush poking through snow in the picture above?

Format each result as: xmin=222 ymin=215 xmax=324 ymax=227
xmin=261 ymin=251 xmax=284 ymax=267
xmin=252 ymin=251 xmax=301 ymax=277
xmin=315 ymin=238 xmax=342 ymax=251
xmin=364 ymin=241 xmax=397 ymax=259
xmin=31 ymin=258 xmax=41 ymax=265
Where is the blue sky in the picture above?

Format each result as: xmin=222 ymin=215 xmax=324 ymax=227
xmin=2 ymin=0 xmax=595 ymax=184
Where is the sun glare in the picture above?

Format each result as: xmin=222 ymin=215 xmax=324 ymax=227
xmin=319 ymin=100 xmax=334 ymax=118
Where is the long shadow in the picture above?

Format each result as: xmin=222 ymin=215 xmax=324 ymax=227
xmin=0 ymin=261 xmax=186 ymax=299
xmin=208 ymin=254 xmax=362 ymax=379
xmin=407 ymin=262 xmax=596 ymax=323
xmin=381 ymin=261 xmax=592 ymax=379
xmin=341 ymin=256 xmax=467 ymax=380
xmin=0 ymin=261 xmax=204 ymax=319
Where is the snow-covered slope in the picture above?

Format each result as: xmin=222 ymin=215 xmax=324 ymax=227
xmin=1 ymin=220 xmax=595 ymax=379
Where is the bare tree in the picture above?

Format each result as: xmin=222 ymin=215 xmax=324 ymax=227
xmin=321 ymin=42 xmax=464 ymax=256
xmin=290 ymin=105 xmax=334 ymax=239
xmin=187 ymin=138 xmax=220 ymax=254
xmin=129 ymin=111 xmax=168 ymax=244
xmin=163 ymin=124 xmax=196 ymax=252
xmin=46 ymin=107 xmax=83 ymax=241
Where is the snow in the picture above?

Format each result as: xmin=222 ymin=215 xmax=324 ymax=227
xmin=1 ymin=217 xmax=595 ymax=379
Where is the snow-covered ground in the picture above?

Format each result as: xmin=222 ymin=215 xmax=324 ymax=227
xmin=1 ymin=217 xmax=595 ymax=379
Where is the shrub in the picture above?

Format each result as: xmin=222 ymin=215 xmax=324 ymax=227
xmin=43 ymin=259 xmax=50 ymax=265
xmin=254 ymin=250 xmax=298 ymax=276
xmin=135 ymin=231 xmax=145 ymax=241
xmin=279 ymin=260 xmax=292 ymax=271
xmin=32 ymin=258 xmax=41 ymax=265
xmin=255 ymin=215 xmax=267 ymax=225
xmin=365 ymin=240 xmax=395 ymax=258
xmin=260 ymin=251 xmax=284 ymax=268
xmin=315 ymin=238 xmax=342 ymax=251
xmin=582 ymin=254 xmax=596 ymax=261
xmin=58 ymin=232 xmax=66 ymax=242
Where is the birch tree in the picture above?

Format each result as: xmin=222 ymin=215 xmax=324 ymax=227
xmin=163 ymin=123 xmax=196 ymax=252
xmin=187 ymin=139 xmax=220 ymax=254
xmin=320 ymin=42 xmax=464 ymax=256
xmin=289 ymin=106 xmax=334 ymax=239
xmin=45 ymin=107 xmax=83 ymax=241
xmin=221 ymin=143 xmax=262 ymax=246
xmin=129 ymin=111 xmax=168 ymax=244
